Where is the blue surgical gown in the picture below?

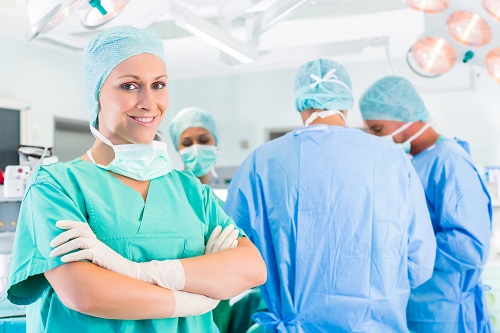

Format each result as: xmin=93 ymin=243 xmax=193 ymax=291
xmin=407 ymin=138 xmax=493 ymax=333
xmin=7 ymin=159 xmax=244 ymax=333
xmin=224 ymin=125 xmax=437 ymax=333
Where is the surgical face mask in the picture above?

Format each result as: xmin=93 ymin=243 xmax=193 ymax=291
xmin=179 ymin=144 xmax=217 ymax=177
xmin=88 ymin=125 xmax=172 ymax=181
xmin=304 ymin=110 xmax=347 ymax=127
xmin=382 ymin=122 xmax=432 ymax=154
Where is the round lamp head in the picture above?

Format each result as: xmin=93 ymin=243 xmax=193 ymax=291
xmin=404 ymin=0 xmax=450 ymax=13
xmin=411 ymin=36 xmax=457 ymax=75
xmin=446 ymin=11 xmax=492 ymax=46
xmin=482 ymin=0 xmax=500 ymax=21
xmin=485 ymin=48 xmax=500 ymax=83
xmin=27 ymin=0 xmax=85 ymax=40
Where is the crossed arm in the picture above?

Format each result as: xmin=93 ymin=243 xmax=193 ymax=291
xmin=45 ymin=262 xmax=177 ymax=319
xmin=45 ymin=224 xmax=266 ymax=319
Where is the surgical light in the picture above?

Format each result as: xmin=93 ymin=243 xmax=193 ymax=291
xmin=81 ymin=0 xmax=129 ymax=28
xmin=403 ymin=0 xmax=500 ymax=84
xmin=26 ymin=0 xmax=129 ymax=40
xmin=446 ymin=11 xmax=492 ymax=46
xmin=485 ymin=48 xmax=500 ymax=82
xmin=483 ymin=0 xmax=500 ymax=21
xmin=404 ymin=0 xmax=450 ymax=14
xmin=27 ymin=0 xmax=85 ymax=40
xmin=411 ymin=37 xmax=456 ymax=75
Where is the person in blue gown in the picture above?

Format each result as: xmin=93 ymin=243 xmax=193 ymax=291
xmin=359 ymin=75 xmax=493 ymax=333
xmin=224 ymin=59 xmax=437 ymax=333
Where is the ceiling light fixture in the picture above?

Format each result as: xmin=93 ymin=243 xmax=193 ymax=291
xmin=404 ymin=0 xmax=500 ymax=83
xmin=182 ymin=24 xmax=255 ymax=64
xmin=26 ymin=0 xmax=85 ymax=40
xmin=81 ymin=0 xmax=129 ymax=28
xmin=26 ymin=0 xmax=129 ymax=40
xmin=446 ymin=11 xmax=492 ymax=46
xmin=485 ymin=48 xmax=500 ymax=82
xmin=267 ymin=0 xmax=309 ymax=27
xmin=408 ymin=36 xmax=456 ymax=75
xmin=404 ymin=0 xmax=450 ymax=14
xmin=483 ymin=0 xmax=500 ymax=21
xmin=173 ymin=3 xmax=258 ymax=64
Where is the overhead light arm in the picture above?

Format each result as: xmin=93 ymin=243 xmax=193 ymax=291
xmin=247 ymin=0 xmax=311 ymax=40
xmin=172 ymin=2 xmax=258 ymax=64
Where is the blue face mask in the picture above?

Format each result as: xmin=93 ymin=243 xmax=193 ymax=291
xmin=179 ymin=145 xmax=217 ymax=177
xmin=88 ymin=125 xmax=172 ymax=181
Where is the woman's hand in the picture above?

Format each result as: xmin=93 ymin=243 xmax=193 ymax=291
xmin=204 ymin=224 xmax=239 ymax=254
xmin=50 ymin=220 xmax=139 ymax=278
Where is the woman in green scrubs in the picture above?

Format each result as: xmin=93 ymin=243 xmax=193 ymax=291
xmin=6 ymin=26 xmax=266 ymax=333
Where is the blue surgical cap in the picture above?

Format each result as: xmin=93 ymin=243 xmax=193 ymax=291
xmin=359 ymin=76 xmax=429 ymax=122
xmin=294 ymin=58 xmax=354 ymax=112
xmin=169 ymin=107 xmax=219 ymax=150
xmin=82 ymin=26 xmax=166 ymax=130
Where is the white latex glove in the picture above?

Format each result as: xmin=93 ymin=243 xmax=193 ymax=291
xmin=50 ymin=220 xmax=138 ymax=279
xmin=204 ymin=224 xmax=239 ymax=254
xmin=171 ymin=290 xmax=220 ymax=317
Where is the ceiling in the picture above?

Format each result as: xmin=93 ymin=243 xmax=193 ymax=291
xmin=1 ymin=0 xmax=427 ymax=79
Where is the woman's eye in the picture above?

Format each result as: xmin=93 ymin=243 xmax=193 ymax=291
xmin=153 ymin=82 xmax=166 ymax=89
xmin=120 ymin=83 xmax=137 ymax=91
xmin=181 ymin=139 xmax=193 ymax=147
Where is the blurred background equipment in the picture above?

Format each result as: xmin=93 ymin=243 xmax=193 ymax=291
xmin=0 ymin=186 xmax=25 ymax=330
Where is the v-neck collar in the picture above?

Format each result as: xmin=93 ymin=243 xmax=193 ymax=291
xmin=77 ymin=158 xmax=156 ymax=206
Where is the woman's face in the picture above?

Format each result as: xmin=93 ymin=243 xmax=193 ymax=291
xmin=97 ymin=53 xmax=168 ymax=145
xmin=178 ymin=127 xmax=215 ymax=150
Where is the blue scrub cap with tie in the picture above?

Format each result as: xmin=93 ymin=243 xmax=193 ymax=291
xmin=359 ymin=76 xmax=429 ymax=122
xmin=169 ymin=107 xmax=219 ymax=151
xmin=82 ymin=26 xmax=166 ymax=130
xmin=294 ymin=58 xmax=354 ymax=112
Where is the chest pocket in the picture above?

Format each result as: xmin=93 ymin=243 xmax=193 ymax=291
xmin=85 ymin=179 xmax=207 ymax=262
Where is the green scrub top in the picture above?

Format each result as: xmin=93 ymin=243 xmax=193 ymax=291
xmin=7 ymin=159 xmax=244 ymax=333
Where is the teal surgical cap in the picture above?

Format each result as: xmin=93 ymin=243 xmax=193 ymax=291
xmin=169 ymin=107 xmax=219 ymax=150
xmin=82 ymin=26 xmax=166 ymax=130
xmin=294 ymin=58 xmax=354 ymax=112
xmin=359 ymin=76 xmax=429 ymax=122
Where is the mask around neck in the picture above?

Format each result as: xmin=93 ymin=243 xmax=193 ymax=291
xmin=87 ymin=125 xmax=172 ymax=181
xmin=304 ymin=110 xmax=347 ymax=127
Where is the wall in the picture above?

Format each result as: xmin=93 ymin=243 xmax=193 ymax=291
xmin=164 ymin=58 xmax=500 ymax=169
xmin=0 ymin=36 xmax=88 ymax=148
xmin=1 ymin=34 xmax=499 ymax=170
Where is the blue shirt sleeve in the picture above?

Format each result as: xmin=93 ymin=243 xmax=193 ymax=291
xmin=433 ymin=156 xmax=492 ymax=272
xmin=405 ymin=159 xmax=437 ymax=289
xmin=224 ymin=154 xmax=256 ymax=241
xmin=7 ymin=169 xmax=88 ymax=305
